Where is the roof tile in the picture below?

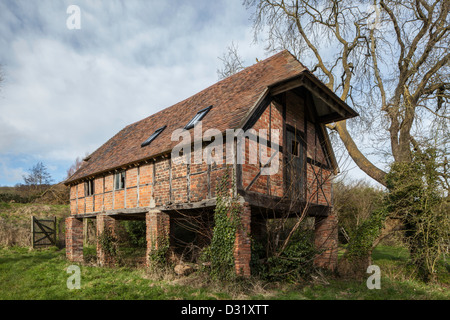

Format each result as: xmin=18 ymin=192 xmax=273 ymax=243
xmin=66 ymin=50 xmax=306 ymax=184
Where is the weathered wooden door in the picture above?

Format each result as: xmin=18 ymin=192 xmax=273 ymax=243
xmin=286 ymin=127 xmax=304 ymax=201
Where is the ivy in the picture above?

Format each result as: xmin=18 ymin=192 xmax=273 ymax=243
xmin=148 ymin=234 xmax=170 ymax=268
xmin=345 ymin=207 xmax=389 ymax=259
xmin=264 ymin=231 xmax=316 ymax=282
xmin=203 ymin=166 xmax=243 ymax=280
xmin=98 ymin=228 xmax=118 ymax=257
xmin=384 ymin=148 xmax=448 ymax=282
xmin=343 ymin=148 xmax=449 ymax=282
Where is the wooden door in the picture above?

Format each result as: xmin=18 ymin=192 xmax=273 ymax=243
xmin=286 ymin=127 xmax=304 ymax=201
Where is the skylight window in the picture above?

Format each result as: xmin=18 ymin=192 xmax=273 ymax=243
xmin=141 ymin=125 xmax=166 ymax=147
xmin=184 ymin=106 xmax=212 ymax=130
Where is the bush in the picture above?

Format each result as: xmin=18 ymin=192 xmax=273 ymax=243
xmin=333 ymin=180 xmax=385 ymax=243
xmin=123 ymin=220 xmax=146 ymax=248
xmin=252 ymin=230 xmax=317 ymax=282
xmin=0 ymin=193 xmax=32 ymax=204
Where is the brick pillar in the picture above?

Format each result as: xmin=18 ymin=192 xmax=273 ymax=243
xmin=96 ymin=214 xmax=118 ymax=266
xmin=234 ymin=202 xmax=251 ymax=277
xmin=314 ymin=211 xmax=338 ymax=270
xmin=146 ymin=210 xmax=170 ymax=267
xmin=66 ymin=216 xmax=83 ymax=262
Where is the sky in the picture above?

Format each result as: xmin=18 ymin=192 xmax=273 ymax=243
xmin=0 ymin=0 xmax=374 ymax=187
xmin=0 ymin=0 xmax=271 ymax=186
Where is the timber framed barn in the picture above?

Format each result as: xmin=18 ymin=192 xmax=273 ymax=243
xmin=65 ymin=50 xmax=358 ymax=276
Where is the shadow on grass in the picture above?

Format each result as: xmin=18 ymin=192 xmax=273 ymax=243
xmin=372 ymin=245 xmax=410 ymax=262
xmin=0 ymin=248 xmax=62 ymax=267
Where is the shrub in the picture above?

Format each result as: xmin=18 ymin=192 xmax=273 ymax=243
xmin=0 ymin=193 xmax=32 ymax=204
xmin=123 ymin=220 xmax=146 ymax=248
xmin=252 ymin=230 xmax=317 ymax=282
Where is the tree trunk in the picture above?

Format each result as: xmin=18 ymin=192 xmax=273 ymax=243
xmin=333 ymin=120 xmax=387 ymax=186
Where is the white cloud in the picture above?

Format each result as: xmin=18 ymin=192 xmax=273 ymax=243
xmin=0 ymin=0 xmax=266 ymax=185
xmin=0 ymin=157 xmax=26 ymax=186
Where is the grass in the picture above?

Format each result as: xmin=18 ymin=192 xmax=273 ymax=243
xmin=0 ymin=247 xmax=222 ymax=300
xmin=0 ymin=245 xmax=448 ymax=300
xmin=0 ymin=202 xmax=69 ymax=222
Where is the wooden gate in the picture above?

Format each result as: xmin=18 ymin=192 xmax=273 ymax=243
xmin=31 ymin=216 xmax=57 ymax=248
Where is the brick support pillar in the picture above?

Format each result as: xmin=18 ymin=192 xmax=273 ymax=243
xmin=314 ymin=211 xmax=338 ymax=270
xmin=146 ymin=210 xmax=170 ymax=267
xmin=66 ymin=216 xmax=83 ymax=262
xmin=234 ymin=202 xmax=251 ymax=277
xmin=96 ymin=214 xmax=118 ymax=266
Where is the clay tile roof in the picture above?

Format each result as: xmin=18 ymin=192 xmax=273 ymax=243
xmin=65 ymin=50 xmax=308 ymax=184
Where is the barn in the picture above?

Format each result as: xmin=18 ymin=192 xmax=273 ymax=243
xmin=64 ymin=50 xmax=358 ymax=276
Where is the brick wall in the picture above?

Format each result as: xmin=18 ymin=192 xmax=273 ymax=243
xmin=66 ymin=216 xmax=83 ymax=262
xmin=234 ymin=202 xmax=251 ymax=277
xmin=314 ymin=212 xmax=338 ymax=270
xmin=146 ymin=210 xmax=170 ymax=267
xmin=68 ymin=93 xmax=334 ymax=214
xmin=96 ymin=214 xmax=119 ymax=266
xmin=240 ymin=94 xmax=333 ymax=206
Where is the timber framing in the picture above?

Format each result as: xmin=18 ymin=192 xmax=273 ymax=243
xmin=65 ymin=50 xmax=356 ymax=275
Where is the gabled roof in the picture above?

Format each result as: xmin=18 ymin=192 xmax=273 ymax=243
xmin=65 ymin=50 xmax=356 ymax=185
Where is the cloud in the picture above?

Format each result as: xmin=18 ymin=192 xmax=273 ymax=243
xmin=0 ymin=156 xmax=26 ymax=186
xmin=0 ymin=0 xmax=266 ymax=185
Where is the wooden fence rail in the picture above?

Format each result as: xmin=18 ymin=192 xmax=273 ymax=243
xmin=31 ymin=216 xmax=56 ymax=248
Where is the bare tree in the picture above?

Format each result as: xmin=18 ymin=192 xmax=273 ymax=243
xmin=23 ymin=162 xmax=53 ymax=188
xmin=217 ymin=42 xmax=246 ymax=80
xmin=66 ymin=152 xmax=90 ymax=179
xmin=245 ymin=0 xmax=449 ymax=187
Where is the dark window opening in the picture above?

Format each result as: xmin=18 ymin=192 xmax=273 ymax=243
xmin=85 ymin=180 xmax=94 ymax=196
xmin=184 ymin=105 xmax=212 ymax=130
xmin=114 ymin=171 xmax=126 ymax=190
xmin=286 ymin=127 xmax=305 ymax=200
xmin=291 ymin=140 xmax=300 ymax=157
xmin=141 ymin=125 xmax=166 ymax=148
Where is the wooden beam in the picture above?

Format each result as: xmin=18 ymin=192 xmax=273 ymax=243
xmin=169 ymin=158 xmax=172 ymax=203
xmin=207 ymin=164 xmax=211 ymax=199
xmin=270 ymin=78 xmax=304 ymax=96
xmin=102 ymin=176 xmax=105 ymax=212
xmin=302 ymin=78 xmax=347 ymax=119
xmin=76 ymin=185 xmax=78 ymax=215
xmin=317 ymin=112 xmax=342 ymax=124
xmin=112 ymin=173 xmax=115 ymax=210
xmin=244 ymin=149 xmax=279 ymax=192
xmin=137 ymin=166 xmax=140 ymax=207
xmin=187 ymin=163 xmax=191 ymax=202
xmin=282 ymin=93 xmax=287 ymax=194
xmin=124 ymin=171 xmax=127 ymax=209
xmin=242 ymin=93 xmax=273 ymax=131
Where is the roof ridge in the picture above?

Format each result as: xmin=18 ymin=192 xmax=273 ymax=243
xmin=124 ymin=50 xmax=292 ymax=129
xmin=66 ymin=50 xmax=308 ymax=184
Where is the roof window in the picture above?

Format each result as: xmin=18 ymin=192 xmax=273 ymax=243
xmin=141 ymin=125 xmax=166 ymax=147
xmin=184 ymin=106 xmax=212 ymax=130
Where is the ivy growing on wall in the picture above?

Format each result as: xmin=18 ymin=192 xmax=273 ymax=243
xmin=148 ymin=234 xmax=170 ymax=268
xmin=98 ymin=227 xmax=118 ymax=257
xmin=202 ymin=166 xmax=243 ymax=280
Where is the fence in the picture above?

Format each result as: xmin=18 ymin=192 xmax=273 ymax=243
xmin=31 ymin=216 xmax=57 ymax=248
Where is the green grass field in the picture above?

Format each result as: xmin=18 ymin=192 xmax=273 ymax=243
xmin=0 ymin=245 xmax=448 ymax=300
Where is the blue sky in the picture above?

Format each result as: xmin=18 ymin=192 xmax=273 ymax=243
xmin=0 ymin=0 xmax=270 ymax=186
xmin=0 ymin=0 xmax=378 ymax=187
